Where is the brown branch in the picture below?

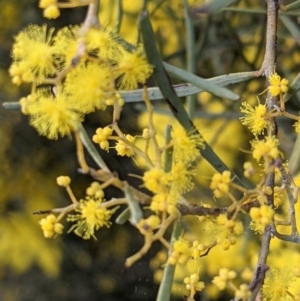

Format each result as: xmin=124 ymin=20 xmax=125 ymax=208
xmin=249 ymin=3 xmax=279 ymax=299
xmin=87 ymin=167 xmax=152 ymax=205
xmin=177 ymin=200 xmax=260 ymax=217
xmin=255 ymin=0 xmax=279 ymax=77
xmin=248 ymin=172 xmax=275 ymax=301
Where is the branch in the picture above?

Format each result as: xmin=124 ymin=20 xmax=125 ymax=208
xmin=255 ymin=0 xmax=279 ymax=77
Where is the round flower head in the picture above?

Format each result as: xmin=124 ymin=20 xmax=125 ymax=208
xmin=114 ymin=46 xmax=153 ymax=90
xmin=251 ymin=136 xmax=280 ymax=162
xmin=28 ymin=88 xmax=83 ymax=139
xmin=64 ymin=62 xmax=111 ymax=114
xmin=240 ymin=100 xmax=268 ymax=136
xmin=10 ymin=24 xmax=57 ymax=83
xmin=263 ymin=268 xmax=295 ymax=301
xmin=67 ymin=196 xmax=117 ymax=240
xmin=171 ymin=127 xmax=204 ymax=164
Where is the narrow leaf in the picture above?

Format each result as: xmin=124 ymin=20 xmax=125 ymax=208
xmin=138 ymin=10 xmax=246 ymax=187
xmin=124 ymin=183 xmax=143 ymax=225
xmin=192 ymin=0 xmax=238 ymax=14
xmin=115 ymin=207 xmax=130 ymax=224
xmin=283 ymin=72 xmax=300 ymax=103
xmin=164 ymin=62 xmax=240 ymax=101
xmin=156 ymin=220 xmax=181 ymax=301
xmin=280 ymin=15 xmax=300 ymax=46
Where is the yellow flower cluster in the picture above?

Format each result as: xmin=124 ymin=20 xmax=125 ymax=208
xmin=92 ymin=127 xmax=113 ymax=151
xmin=235 ymin=284 xmax=251 ymax=300
xmin=9 ymin=24 xmax=56 ymax=84
xmin=212 ymin=268 xmax=237 ymax=290
xmin=27 ymin=88 xmax=83 ymax=139
xmin=210 ymin=170 xmax=231 ymax=198
xmin=150 ymin=192 xmax=177 ymax=215
xmin=240 ymin=101 xmax=268 ymax=136
xmin=268 ymin=73 xmax=289 ymax=97
xmin=114 ymin=46 xmax=154 ymax=90
xmin=115 ymin=134 xmax=136 ymax=157
xmin=215 ymin=214 xmax=244 ymax=251
xmin=136 ymin=215 xmax=161 ymax=236
xmin=143 ymin=168 xmax=171 ymax=194
xmin=250 ymin=205 xmax=274 ymax=228
xmin=168 ymin=239 xmax=190 ymax=265
xmin=86 ymin=181 xmax=104 ymax=198
xmin=39 ymin=214 xmax=64 ymax=238
xmin=9 ymin=24 xmax=153 ymax=140
xmin=256 ymin=185 xmax=273 ymax=204
xmin=144 ymin=163 xmax=196 ymax=215
xmin=190 ymin=240 xmax=207 ymax=259
xmin=171 ymin=127 xmax=204 ymax=164
xmin=171 ymin=162 xmax=196 ymax=194
xmin=251 ymin=136 xmax=280 ymax=162
xmin=67 ymin=196 xmax=117 ymax=240
xmin=64 ymin=62 xmax=112 ymax=113
xmin=184 ymin=273 xmax=205 ymax=296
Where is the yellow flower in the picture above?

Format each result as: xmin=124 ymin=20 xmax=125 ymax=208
xmin=171 ymin=162 xmax=195 ymax=193
xmin=84 ymin=27 xmax=121 ymax=60
xmin=250 ymin=220 xmax=264 ymax=234
xmin=235 ymin=284 xmax=251 ymax=300
xmin=251 ymin=136 xmax=280 ymax=162
xmin=56 ymin=175 xmax=71 ymax=187
xmin=137 ymin=215 xmax=161 ymax=236
xmin=86 ymin=181 xmax=104 ymax=198
xmin=39 ymin=0 xmax=57 ymax=8
xmin=64 ymin=62 xmax=111 ymax=114
xmin=19 ymin=95 xmax=31 ymax=114
xmin=93 ymin=127 xmax=113 ymax=151
xmin=240 ymin=101 xmax=268 ymax=136
xmin=212 ymin=268 xmax=236 ymax=290
xmin=250 ymin=205 xmax=274 ymax=228
xmin=53 ymin=26 xmax=80 ymax=68
xmin=213 ymin=214 xmax=243 ymax=251
xmin=184 ymin=273 xmax=205 ymax=297
xmin=150 ymin=192 xmax=177 ymax=215
xmin=10 ymin=24 xmax=57 ymax=83
xmin=143 ymin=168 xmax=171 ymax=194
xmin=190 ymin=240 xmax=206 ymax=259
xmin=268 ymin=73 xmax=289 ymax=97
xmin=263 ymin=268 xmax=295 ymax=301
xmin=114 ymin=46 xmax=153 ymax=90
xmin=210 ymin=170 xmax=231 ymax=198
xmin=28 ymin=88 xmax=83 ymax=139
xmin=67 ymin=196 xmax=117 ymax=240
xmin=39 ymin=214 xmax=64 ymax=238
xmin=171 ymin=127 xmax=204 ymax=163
xmin=43 ymin=5 xmax=60 ymax=19
xmin=115 ymin=134 xmax=136 ymax=157
xmin=168 ymin=239 xmax=190 ymax=265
